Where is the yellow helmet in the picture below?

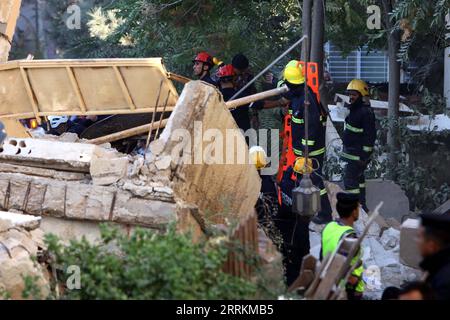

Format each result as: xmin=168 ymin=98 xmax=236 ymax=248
xmin=249 ymin=146 xmax=268 ymax=170
xmin=347 ymin=79 xmax=369 ymax=97
xmin=283 ymin=60 xmax=305 ymax=85
xmin=293 ymin=157 xmax=313 ymax=174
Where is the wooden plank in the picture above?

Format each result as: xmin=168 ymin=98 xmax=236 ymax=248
xmin=66 ymin=66 xmax=87 ymax=113
xmin=288 ymin=254 xmax=317 ymax=292
xmin=167 ymin=72 xmax=191 ymax=84
xmin=113 ymin=66 xmax=136 ymax=110
xmin=4 ymin=0 xmax=22 ymax=41
xmin=312 ymin=254 xmax=347 ymax=300
xmin=19 ymin=67 xmax=41 ymax=124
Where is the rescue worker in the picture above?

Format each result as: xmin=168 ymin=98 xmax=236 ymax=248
xmin=342 ymin=79 xmax=376 ymax=213
xmin=320 ymin=192 xmax=365 ymax=300
xmin=192 ymin=52 xmax=217 ymax=86
xmin=232 ymin=53 xmax=258 ymax=130
xmin=417 ymin=213 xmax=450 ymax=300
xmin=250 ymin=144 xmax=309 ymax=287
xmin=217 ymin=64 xmax=251 ymax=132
xmin=280 ymin=60 xmax=333 ymax=225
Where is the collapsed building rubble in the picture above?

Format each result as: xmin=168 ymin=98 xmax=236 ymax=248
xmin=0 ymin=81 xmax=284 ymax=297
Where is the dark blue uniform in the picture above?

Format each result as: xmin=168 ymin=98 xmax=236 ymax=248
xmin=285 ymin=85 xmax=332 ymax=222
xmin=342 ymin=99 xmax=376 ymax=209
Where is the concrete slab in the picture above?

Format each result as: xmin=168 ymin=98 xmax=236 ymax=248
xmin=366 ymin=180 xmax=410 ymax=222
xmin=400 ymin=219 xmax=422 ymax=269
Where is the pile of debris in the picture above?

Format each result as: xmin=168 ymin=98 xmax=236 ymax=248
xmin=308 ymin=182 xmax=423 ymax=300
xmin=0 ymin=211 xmax=49 ymax=299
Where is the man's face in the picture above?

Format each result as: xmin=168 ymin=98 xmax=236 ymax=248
xmin=352 ymin=204 xmax=360 ymax=221
xmin=193 ymin=61 xmax=205 ymax=77
xmin=399 ymin=290 xmax=423 ymax=300
xmin=417 ymin=226 xmax=440 ymax=258
xmin=348 ymin=90 xmax=361 ymax=104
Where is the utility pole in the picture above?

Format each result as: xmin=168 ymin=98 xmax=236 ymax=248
xmin=0 ymin=0 xmax=22 ymax=62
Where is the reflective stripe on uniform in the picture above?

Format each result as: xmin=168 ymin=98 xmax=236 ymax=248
xmin=344 ymin=122 xmax=364 ymax=133
xmin=291 ymin=116 xmax=304 ymax=124
xmin=302 ymin=139 xmax=315 ymax=146
xmin=288 ymin=109 xmax=293 ymax=115
xmin=310 ymin=148 xmax=325 ymax=156
xmin=320 ymin=188 xmax=327 ymax=196
xmin=342 ymin=152 xmax=360 ymax=161
xmin=347 ymin=188 xmax=360 ymax=194
xmin=293 ymin=147 xmax=325 ymax=157
xmin=363 ymin=146 xmax=373 ymax=152
xmin=359 ymin=183 xmax=366 ymax=188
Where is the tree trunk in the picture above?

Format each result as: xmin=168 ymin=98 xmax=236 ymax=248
xmin=382 ymin=0 xmax=401 ymax=180
xmin=0 ymin=0 xmax=22 ymax=62
xmin=301 ymin=0 xmax=312 ymax=62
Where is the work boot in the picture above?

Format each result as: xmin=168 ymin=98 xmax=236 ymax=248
xmin=312 ymin=213 xmax=333 ymax=225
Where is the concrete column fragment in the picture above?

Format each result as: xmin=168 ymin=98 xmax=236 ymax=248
xmin=400 ymin=219 xmax=422 ymax=269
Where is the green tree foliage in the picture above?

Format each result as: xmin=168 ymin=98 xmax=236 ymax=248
xmin=43 ymin=224 xmax=260 ymax=300
xmin=47 ymin=0 xmax=303 ymax=77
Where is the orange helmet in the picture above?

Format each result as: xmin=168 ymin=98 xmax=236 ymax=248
xmin=193 ymin=52 xmax=213 ymax=66
xmin=217 ymin=64 xmax=235 ymax=78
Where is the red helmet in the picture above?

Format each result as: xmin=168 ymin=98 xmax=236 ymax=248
xmin=217 ymin=64 xmax=235 ymax=78
xmin=193 ymin=52 xmax=213 ymax=66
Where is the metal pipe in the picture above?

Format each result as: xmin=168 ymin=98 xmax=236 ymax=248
xmin=229 ymin=35 xmax=307 ymax=101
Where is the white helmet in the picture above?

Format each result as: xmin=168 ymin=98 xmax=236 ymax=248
xmin=249 ymin=146 xmax=268 ymax=170
xmin=48 ymin=116 xmax=69 ymax=129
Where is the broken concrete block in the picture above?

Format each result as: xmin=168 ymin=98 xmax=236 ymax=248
xmin=39 ymin=216 xmax=104 ymax=243
xmin=42 ymin=183 xmax=66 ymax=218
xmin=380 ymin=228 xmax=400 ymax=251
xmin=90 ymin=153 xmax=128 ymax=186
xmin=8 ymin=179 xmax=29 ymax=211
xmin=85 ymin=188 xmax=115 ymax=221
xmin=0 ymin=138 xmax=96 ymax=172
xmin=355 ymin=208 xmax=381 ymax=237
xmin=25 ymin=182 xmax=47 ymax=215
xmin=112 ymin=192 xmax=176 ymax=227
xmin=0 ymin=228 xmax=50 ymax=299
xmin=0 ymin=179 xmax=9 ymax=210
xmin=386 ymin=217 xmax=401 ymax=230
xmin=0 ymin=211 xmax=41 ymax=231
xmin=158 ymin=81 xmax=261 ymax=223
xmin=366 ymin=180 xmax=410 ymax=222
xmin=64 ymin=184 xmax=88 ymax=220
xmin=400 ymin=219 xmax=422 ymax=269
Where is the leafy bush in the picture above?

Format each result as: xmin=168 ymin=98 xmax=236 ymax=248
xmin=42 ymin=224 xmax=259 ymax=300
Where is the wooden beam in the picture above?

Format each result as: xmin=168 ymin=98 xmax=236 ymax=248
xmin=225 ymin=86 xmax=288 ymax=109
xmin=167 ymin=72 xmax=191 ymax=84
xmin=113 ymin=66 xmax=136 ymax=110
xmin=89 ymin=118 xmax=169 ymax=145
xmin=19 ymin=67 xmax=41 ymax=124
xmin=66 ymin=66 xmax=87 ymax=113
